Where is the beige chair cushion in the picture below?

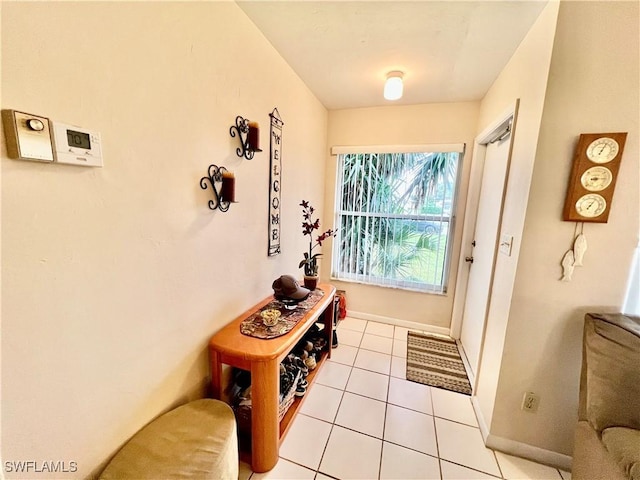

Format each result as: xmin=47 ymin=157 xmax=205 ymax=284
xmin=584 ymin=313 xmax=640 ymax=432
xmin=602 ymin=427 xmax=640 ymax=480
xmin=573 ymin=421 xmax=628 ymax=480
xmin=100 ymin=399 xmax=238 ymax=480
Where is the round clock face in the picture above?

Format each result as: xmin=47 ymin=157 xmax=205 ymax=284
xmin=586 ymin=137 xmax=619 ymax=163
xmin=575 ymin=193 xmax=607 ymax=218
xmin=580 ymin=166 xmax=613 ymax=191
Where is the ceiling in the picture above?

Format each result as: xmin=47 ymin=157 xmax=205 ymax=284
xmin=237 ymin=1 xmax=548 ymax=110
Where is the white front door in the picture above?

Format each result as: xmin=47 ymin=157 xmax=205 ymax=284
xmin=459 ymin=118 xmax=514 ymax=379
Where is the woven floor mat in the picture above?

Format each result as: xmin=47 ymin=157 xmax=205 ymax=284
xmin=406 ymin=331 xmax=472 ymax=396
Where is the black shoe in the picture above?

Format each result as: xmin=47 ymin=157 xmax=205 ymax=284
xmin=332 ymin=330 xmax=339 ymax=348
xmin=309 ymin=337 xmax=327 ymax=352
xmin=295 ymin=383 xmax=307 ymax=397
xmin=280 ymin=371 xmax=295 ymax=396
xmin=293 ymin=357 xmax=309 ymax=377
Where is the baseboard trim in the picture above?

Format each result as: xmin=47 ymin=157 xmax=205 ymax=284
xmin=346 ymin=310 xmax=450 ymax=337
xmin=471 ymin=395 xmax=490 ymax=441
xmin=470 ymin=396 xmax=572 ymax=471
xmin=486 ymin=434 xmax=572 ymax=472
xmin=456 ymin=340 xmax=476 ymax=388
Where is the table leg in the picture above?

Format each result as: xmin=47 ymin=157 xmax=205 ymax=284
xmin=210 ymin=350 xmax=222 ymax=400
xmin=250 ymin=359 xmax=280 ymax=472
xmin=324 ymin=294 xmax=335 ymax=358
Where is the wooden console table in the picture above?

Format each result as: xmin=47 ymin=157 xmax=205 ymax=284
xmin=208 ymin=283 xmax=336 ymax=472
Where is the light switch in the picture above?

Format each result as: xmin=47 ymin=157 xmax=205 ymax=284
xmin=499 ymin=234 xmax=513 ymax=256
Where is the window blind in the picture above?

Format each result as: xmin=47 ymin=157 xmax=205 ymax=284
xmin=332 ymin=150 xmax=462 ymax=294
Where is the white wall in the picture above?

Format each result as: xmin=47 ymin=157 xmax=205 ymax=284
xmin=490 ymin=0 xmax=639 ymax=458
xmin=1 ymin=2 xmax=327 ymax=477
xmin=623 ymin=243 xmax=640 ymax=315
xmin=324 ymin=102 xmax=480 ymax=328
xmin=0 ymin=4 xmax=3 ymax=478
xmin=464 ymin=0 xmax=561 ymax=443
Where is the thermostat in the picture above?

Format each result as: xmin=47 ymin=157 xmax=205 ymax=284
xmin=1 ymin=109 xmax=54 ymax=162
xmin=52 ymin=121 xmax=103 ymax=167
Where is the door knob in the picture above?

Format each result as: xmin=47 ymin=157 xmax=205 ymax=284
xmin=465 ymin=256 xmax=474 ymax=263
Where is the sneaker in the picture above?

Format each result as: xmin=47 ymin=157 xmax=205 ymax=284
xmin=308 ymin=323 xmax=321 ymax=335
xmin=304 ymin=353 xmax=317 ymax=371
xmin=286 ymin=353 xmax=298 ymax=364
xmin=293 ymin=357 xmax=309 ymax=377
xmin=312 ymin=337 xmax=327 ymax=352
xmin=295 ymin=383 xmax=307 ymax=397
xmin=280 ymin=370 xmax=295 ymax=396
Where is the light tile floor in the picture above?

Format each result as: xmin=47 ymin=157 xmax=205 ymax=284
xmin=240 ymin=318 xmax=572 ymax=480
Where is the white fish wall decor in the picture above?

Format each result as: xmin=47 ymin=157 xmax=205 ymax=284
xmin=561 ymin=249 xmax=575 ymax=282
xmin=573 ymin=233 xmax=587 ymax=266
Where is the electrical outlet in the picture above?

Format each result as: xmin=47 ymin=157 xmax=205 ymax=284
xmin=522 ymin=392 xmax=540 ymax=413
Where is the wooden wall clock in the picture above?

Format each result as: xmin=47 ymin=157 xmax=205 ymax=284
xmin=563 ymin=132 xmax=627 ymax=223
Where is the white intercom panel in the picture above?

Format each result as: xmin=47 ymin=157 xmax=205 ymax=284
xmin=51 ymin=121 xmax=103 ymax=167
xmin=1 ymin=109 xmax=55 ymax=162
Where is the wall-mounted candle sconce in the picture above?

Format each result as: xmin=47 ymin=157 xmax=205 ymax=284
xmin=230 ymin=116 xmax=261 ymax=160
xmin=200 ymin=164 xmax=236 ymax=212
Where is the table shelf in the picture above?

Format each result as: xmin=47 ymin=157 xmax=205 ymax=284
xmin=278 ymin=348 xmax=330 ymax=439
xmin=209 ymin=284 xmax=336 ymax=473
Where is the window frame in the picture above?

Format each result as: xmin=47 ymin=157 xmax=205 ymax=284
xmin=330 ymin=146 xmax=465 ymax=294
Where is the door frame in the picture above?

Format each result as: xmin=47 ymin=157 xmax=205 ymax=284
xmin=450 ymin=100 xmax=520 ymax=387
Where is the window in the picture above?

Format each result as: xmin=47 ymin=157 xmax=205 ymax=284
xmin=332 ymin=147 xmax=463 ymax=293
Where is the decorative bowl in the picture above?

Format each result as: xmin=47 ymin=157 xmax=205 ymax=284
xmin=261 ymin=309 xmax=281 ymax=327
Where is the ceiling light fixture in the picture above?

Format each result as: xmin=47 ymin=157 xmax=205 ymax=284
xmin=384 ymin=71 xmax=404 ymax=100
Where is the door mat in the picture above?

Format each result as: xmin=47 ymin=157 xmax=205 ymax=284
xmin=406 ymin=331 xmax=472 ymax=396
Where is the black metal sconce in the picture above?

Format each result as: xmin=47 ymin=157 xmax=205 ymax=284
xmin=230 ymin=116 xmax=262 ymax=160
xmin=200 ymin=164 xmax=236 ymax=212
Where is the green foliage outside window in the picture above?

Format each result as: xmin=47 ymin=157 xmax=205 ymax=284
xmin=332 ymin=151 xmax=460 ymax=292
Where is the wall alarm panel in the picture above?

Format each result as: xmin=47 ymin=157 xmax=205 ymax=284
xmin=52 ymin=121 xmax=103 ymax=167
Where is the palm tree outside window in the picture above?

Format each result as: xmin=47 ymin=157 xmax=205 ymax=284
xmin=332 ymin=149 xmax=462 ymax=293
